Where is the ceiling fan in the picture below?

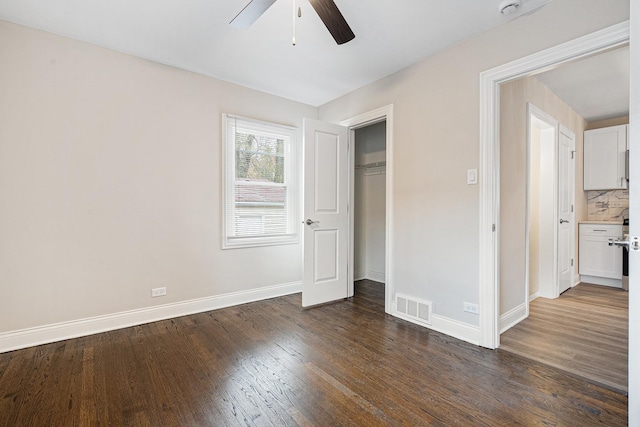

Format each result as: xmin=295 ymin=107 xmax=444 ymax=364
xmin=230 ymin=0 xmax=355 ymax=45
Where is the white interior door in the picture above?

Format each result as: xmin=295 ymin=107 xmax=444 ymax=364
xmin=557 ymin=125 xmax=575 ymax=294
xmin=302 ymin=118 xmax=349 ymax=307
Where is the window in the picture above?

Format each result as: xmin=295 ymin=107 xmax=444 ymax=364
xmin=222 ymin=114 xmax=299 ymax=249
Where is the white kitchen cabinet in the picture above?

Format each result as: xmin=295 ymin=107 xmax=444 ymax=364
xmin=583 ymin=124 xmax=628 ymax=190
xmin=579 ymin=223 xmax=623 ymax=287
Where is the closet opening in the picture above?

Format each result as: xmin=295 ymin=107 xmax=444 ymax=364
xmin=353 ymin=121 xmax=387 ymax=303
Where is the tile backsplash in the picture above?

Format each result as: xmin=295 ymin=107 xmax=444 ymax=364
xmin=586 ymin=189 xmax=629 ymax=221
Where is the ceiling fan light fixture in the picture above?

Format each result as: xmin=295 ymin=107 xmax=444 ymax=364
xmin=498 ymin=0 xmax=522 ymax=15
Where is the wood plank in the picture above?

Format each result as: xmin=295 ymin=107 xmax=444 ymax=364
xmin=500 ymin=283 xmax=628 ymax=394
xmin=0 ymin=280 xmax=628 ymax=425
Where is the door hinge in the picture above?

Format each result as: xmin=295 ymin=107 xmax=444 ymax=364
xmin=571 ymin=205 xmax=574 ymax=213
xmin=571 ymin=150 xmax=575 ymax=159
xmin=571 ymin=259 xmax=574 ymax=267
xmin=492 ymin=224 xmax=496 ymax=232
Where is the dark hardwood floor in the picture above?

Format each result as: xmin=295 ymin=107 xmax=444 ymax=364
xmin=0 ymin=280 xmax=628 ymax=426
xmin=500 ymin=283 xmax=628 ymax=394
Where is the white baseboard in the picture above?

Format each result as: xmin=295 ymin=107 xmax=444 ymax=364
xmin=500 ymin=302 xmax=527 ymax=334
xmin=529 ymin=291 xmax=539 ymax=302
xmin=354 ymin=270 xmax=385 ymax=283
xmin=430 ymin=314 xmax=480 ymax=346
xmin=391 ymin=307 xmax=479 ymax=346
xmin=0 ymin=281 xmax=301 ymax=353
xmin=579 ymin=275 xmax=622 ymax=288
xmin=365 ymin=270 xmax=385 ymax=283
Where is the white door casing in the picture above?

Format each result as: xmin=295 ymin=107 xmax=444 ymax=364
xmin=524 ymin=106 xmax=573 ymax=303
xmin=557 ymin=125 xmax=575 ymax=295
xmin=340 ymin=104 xmax=395 ymax=314
xmin=302 ymin=118 xmax=349 ymax=307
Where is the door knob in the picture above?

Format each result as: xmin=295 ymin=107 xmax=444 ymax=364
xmin=609 ymin=236 xmax=639 ymax=251
xmin=304 ymin=219 xmax=319 ymax=225
xmin=609 ymin=238 xmax=629 ymax=247
xmin=559 ymin=219 xmax=569 ymax=224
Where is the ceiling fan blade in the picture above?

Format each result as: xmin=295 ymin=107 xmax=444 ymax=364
xmin=230 ymin=0 xmax=277 ymax=29
xmin=308 ymin=0 xmax=355 ymax=45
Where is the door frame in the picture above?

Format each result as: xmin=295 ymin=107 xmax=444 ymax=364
xmin=340 ymin=104 xmax=394 ymax=314
xmin=478 ymin=21 xmax=630 ymax=348
xmin=523 ymin=104 xmax=576 ymax=309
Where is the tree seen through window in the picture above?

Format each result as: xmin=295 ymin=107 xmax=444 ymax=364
xmin=235 ymin=132 xmax=285 ymax=183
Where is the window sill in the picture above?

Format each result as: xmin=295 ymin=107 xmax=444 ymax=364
xmin=222 ymin=234 xmax=299 ymax=250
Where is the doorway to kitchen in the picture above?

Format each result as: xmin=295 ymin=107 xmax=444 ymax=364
xmin=477 ymin=18 xmax=636 ymax=417
xmin=490 ymin=39 xmax=627 ymax=394
xmin=478 ymin=22 xmax=630 ymax=350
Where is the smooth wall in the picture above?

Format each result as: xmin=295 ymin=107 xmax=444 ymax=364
xmin=0 ymin=20 xmax=317 ymax=334
xmin=500 ymin=76 xmax=587 ymax=315
xmin=318 ymin=0 xmax=627 ymax=327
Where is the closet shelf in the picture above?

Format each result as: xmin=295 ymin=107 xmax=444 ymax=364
xmin=355 ymin=161 xmax=386 ymax=175
xmin=355 ymin=161 xmax=386 ymax=169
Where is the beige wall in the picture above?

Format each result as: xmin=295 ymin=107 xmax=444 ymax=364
xmin=500 ymin=76 xmax=587 ymax=314
xmin=0 ymin=20 xmax=317 ymax=333
xmin=319 ymin=0 xmax=628 ymax=325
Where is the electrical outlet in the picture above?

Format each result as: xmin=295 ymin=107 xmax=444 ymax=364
xmin=464 ymin=302 xmax=479 ymax=315
xmin=610 ymin=201 xmax=624 ymax=208
xmin=151 ymin=287 xmax=167 ymax=297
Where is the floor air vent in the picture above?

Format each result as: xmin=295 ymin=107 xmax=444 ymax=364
xmin=395 ymin=294 xmax=432 ymax=325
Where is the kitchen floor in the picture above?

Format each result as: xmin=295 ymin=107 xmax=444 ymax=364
xmin=499 ymin=283 xmax=628 ymax=394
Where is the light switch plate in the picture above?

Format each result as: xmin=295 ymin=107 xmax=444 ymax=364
xmin=467 ymin=169 xmax=478 ymax=185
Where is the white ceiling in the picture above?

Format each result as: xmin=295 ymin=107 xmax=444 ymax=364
xmin=535 ymin=45 xmax=630 ymax=122
xmin=0 ymin=0 xmax=553 ymax=106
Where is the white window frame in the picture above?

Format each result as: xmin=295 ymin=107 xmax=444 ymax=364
xmin=222 ymin=113 xmax=299 ymax=249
